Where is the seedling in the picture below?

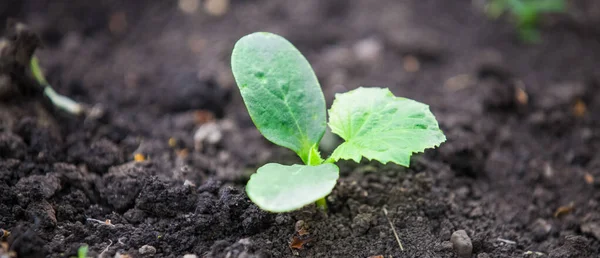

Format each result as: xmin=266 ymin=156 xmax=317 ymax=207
xmin=76 ymin=245 xmax=88 ymax=258
xmin=231 ymin=32 xmax=446 ymax=212
xmin=485 ymin=0 xmax=566 ymax=42
xmin=30 ymin=56 xmax=85 ymax=115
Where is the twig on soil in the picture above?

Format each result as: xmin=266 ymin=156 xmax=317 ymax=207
xmin=553 ymin=202 xmax=575 ymax=218
xmin=86 ymin=218 xmax=116 ymax=228
xmin=98 ymin=239 xmax=113 ymax=258
xmin=497 ymin=237 xmax=516 ymax=245
xmin=382 ymin=208 xmax=404 ymax=251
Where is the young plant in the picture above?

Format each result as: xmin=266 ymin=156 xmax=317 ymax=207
xmin=231 ymin=32 xmax=446 ymax=212
xmin=76 ymin=245 xmax=88 ymax=258
xmin=485 ymin=0 xmax=566 ymax=43
xmin=30 ymin=56 xmax=85 ymax=115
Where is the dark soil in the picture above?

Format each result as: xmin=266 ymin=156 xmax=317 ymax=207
xmin=1 ymin=0 xmax=600 ymax=257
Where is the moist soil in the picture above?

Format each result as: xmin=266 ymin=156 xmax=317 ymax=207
xmin=1 ymin=0 xmax=600 ymax=257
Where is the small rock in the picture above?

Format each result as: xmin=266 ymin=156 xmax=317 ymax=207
xmin=179 ymin=0 xmax=199 ymax=14
xmin=194 ymin=122 xmax=222 ymax=151
xmin=581 ymin=222 xmax=600 ymax=241
xmin=353 ymin=37 xmax=382 ymax=63
xmin=183 ymin=255 xmax=198 ymax=258
xmin=451 ymin=230 xmax=473 ymax=258
xmin=530 ymin=218 xmax=552 ymax=241
xmin=138 ymin=245 xmax=156 ymax=255
xmin=204 ymin=0 xmax=229 ymax=16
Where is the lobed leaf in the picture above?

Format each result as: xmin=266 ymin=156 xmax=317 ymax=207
xmin=245 ymin=163 xmax=339 ymax=212
xmin=328 ymin=87 xmax=446 ymax=166
xmin=231 ymin=32 xmax=327 ymax=164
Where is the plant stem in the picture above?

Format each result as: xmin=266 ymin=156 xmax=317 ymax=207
xmin=304 ymin=145 xmax=329 ymax=211
xmin=315 ymin=197 xmax=327 ymax=211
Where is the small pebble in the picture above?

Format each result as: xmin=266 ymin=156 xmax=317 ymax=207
xmin=182 ymin=255 xmax=198 ymax=258
xmin=353 ymin=38 xmax=382 ymax=63
xmin=179 ymin=0 xmax=199 ymax=14
xmin=138 ymin=245 xmax=156 ymax=255
xmin=194 ymin=122 xmax=222 ymax=151
xmin=451 ymin=230 xmax=473 ymax=258
xmin=204 ymin=0 xmax=229 ymax=16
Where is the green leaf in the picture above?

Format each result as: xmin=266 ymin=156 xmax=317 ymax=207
xmin=231 ymin=32 xmax=327 ymax=164
xmin=77 ymin=245 xmax=88 ymax=258
xmin=246 ymin=163 xmax=339 ymax=212
xmin=328 ymin=87 xmax=445 ymax=166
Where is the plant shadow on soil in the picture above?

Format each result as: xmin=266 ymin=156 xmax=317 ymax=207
xmin=1 ymin=0 xmax=600 ymax=257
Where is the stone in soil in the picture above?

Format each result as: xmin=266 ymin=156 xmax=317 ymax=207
xmin=451 ymin=230 xmax=473 ymax=258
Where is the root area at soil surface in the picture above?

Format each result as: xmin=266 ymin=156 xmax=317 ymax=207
xmin=1 ymin=0 xmax=600 ymax=257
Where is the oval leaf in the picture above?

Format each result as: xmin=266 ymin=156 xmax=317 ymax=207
xmin=246 ymin=163 xmax=339 ymax=212
xmin=231 ymin=32 xmax=327 ymax=164
xmin=328 ymin=87 xmax=446 ymax=166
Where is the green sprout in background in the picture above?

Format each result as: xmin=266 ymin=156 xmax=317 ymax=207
xmin=30 ymin=56 xmax=85 ymax=115
xmin=485 ymin=0 xmax=566 ymax=43
xmin=231 ymin=32 xmax=446 ymax=213
xmin=76 ymin=245 xmax=88 ymax=258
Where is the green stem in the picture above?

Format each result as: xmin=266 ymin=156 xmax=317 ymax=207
xmin=315 ymin=197 xmax=327 ymax=211
xmin=301 ymin=144 xmax=332 ymax=211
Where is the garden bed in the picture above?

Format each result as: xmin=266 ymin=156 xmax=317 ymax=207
xmin=1 ymin=0 xmax=599 ymax=257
